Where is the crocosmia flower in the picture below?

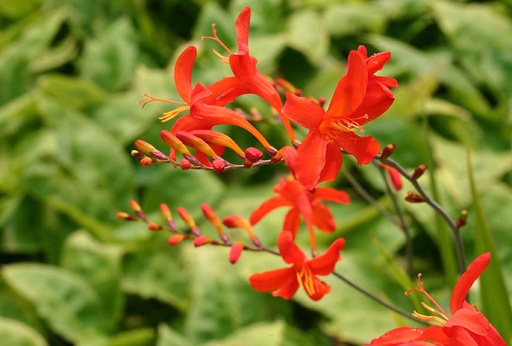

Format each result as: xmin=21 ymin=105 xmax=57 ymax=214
xmin=249 ymin=231 xmax=345 ymax=301
xmin=366 ymin=252 xmax=506 ymax=346
xmin=249 ymin=176 xmax=349 ymax=251
xmin=282 ymin=45 xmax=397 ymax=191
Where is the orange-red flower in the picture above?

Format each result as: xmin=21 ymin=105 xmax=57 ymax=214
xmin=249 ymin=231 xmax=345 ymax=301
xmin=249 ymin=176 xmax=349 ymax=251
xmin=282 ymin=45 xmax=397 ymax=191
xmin=366 ymin=252 xmax=506 ymax=346
xmin=203 ymin=7 xmax=295 ymax=141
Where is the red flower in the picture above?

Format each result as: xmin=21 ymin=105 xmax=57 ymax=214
xmin=249 ymin=176 xmax=349 ymax=251
xmin=282 ymin=46 xmax=397 ymax=191
xmin=203 ymin=7 xmax=295 ymax=141
xmin=366 ymin=253 xmax=506 ymax=346
xmin=249 ymin=231 xmax=345 ymax=301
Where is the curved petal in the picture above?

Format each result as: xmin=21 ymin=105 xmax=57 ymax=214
xmin=327 ymin=50 xmax=368 ymax=117
xmin=445 ymin=308 xmax=489 ymax=336
xmin=316 ymin=141 xmax=343 ymax=186
xmin=249 ymin=267 xmax=295 ymax=292
xmin=174 ymin=46 xmax=197 ymax=104
xmin=235 ymin=7 xmax=251 ymax=51
xmin=308 ymin=238 xmax=345 ymax=275
xmin=347 ymin=79 xmax=395 ymax=125
xmin=334 ymin=131 xmax=380 ymax=165
xmin=294 ymin=130 xmax=330 ymax=191
xmin=311 ymin=203 xmax=336 ymax=232
xmin=314 ymin=187 xmax=350 ymax=204
xmin=366 ymin=51 xmax=391 ymax=74
xmin=282 ymin=92 xmax=324 ymax=130
xmin=189 ymin=102 xmax=273 ymax=148
xmin=367 ymin=327 xmax=425 ymax=345
xmin=306 ymin=277 xmax=331 ymax=301
xmin=450 ymin=252 xmax=490 ymax=314
xmin=249 ymin=196 xmax=291 ymax=225
xmin=278 ymin=231 xmax=306 ymax=264
xmin=272 ymin=279 xmax=300 ymax=300
xmin=283 ymin=210 xmax=301 ymax=238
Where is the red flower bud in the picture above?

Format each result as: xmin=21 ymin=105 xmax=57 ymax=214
xmin=212 ymin=158 xmax=226 ymax=173
xmin=244 ymin=147 xmax=262 ymax=163
xmin=180 ymin=159 xmax=191 ymax=170
xmin=168 ymin=234 xmax=185 ymax=246
xmin=229 ymin=242 xmax=244 ymax=264
xmin=193 ymin=235 xmax=212 ymax=247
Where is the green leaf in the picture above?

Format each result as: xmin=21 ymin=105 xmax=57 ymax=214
xmin=122 ymin=245 xmax=190 ymax=312
xmin=0 ymin=317 xmax=47 ymax=346
xmin=3 ymin=263 xmax=108 ymax=342
xmin=286 ymin=9 xmax=329 ymax=65
xmin=61 ymin=231 xmax=125 ymax=332
xmin=79 ymin=18 xmax=139 ymax=92
xmin=324 ymin=3 xmax=385 ymax=37
xmin=37 ymin=74 xmax=107 ymax=111
xmin=467 ymin=150 xmax=512 ymax=340
xmin=204 ymin=321 xmax=286 ymax=346
xmin=156 ymin=324 xmax=191 ymax=346
xmin=0 ymin=10 xmax=65 ymax=104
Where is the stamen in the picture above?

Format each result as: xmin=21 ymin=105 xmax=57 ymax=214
xmin=296 ymin=264 xmax=316 ymax=296
xmin=138 ymin=93 xmax=187 ymax=108
xmin=405 ymin=274 xmax=451 ymax=323
xmin=411 ymin=311 xmax=448 ymax=326
xmin=201 ymin=23 xmax=234 ymax=58
xmin=212 ymin=49 xmax=230 ymax=64
xmin=158 ymin=105 xmax=190 ymax=122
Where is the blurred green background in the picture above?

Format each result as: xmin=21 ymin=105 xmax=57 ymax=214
xmin=1 ymin=0 xmax=511 ymax=345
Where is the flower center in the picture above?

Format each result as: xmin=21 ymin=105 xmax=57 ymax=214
xmin=295 ymin=263 xmax=317 ymax=297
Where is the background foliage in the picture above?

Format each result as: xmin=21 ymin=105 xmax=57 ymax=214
xmin=1 ymin=0 xmax=511 ymax=345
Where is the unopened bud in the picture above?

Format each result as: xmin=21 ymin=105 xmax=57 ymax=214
xmin=201 ymin=204 xmax=224 ymax=234
xmin=180 ymin=159 xmax=191 ymax=170
xmin=193 ymin=235 xmax=212 ymax=247
xmin=168 ymin=234 xmax=185 ymax=246
xmin=116 ymin=212 xmax=137 ymax=221
xmin=405 ymin=191 xmax=425 ymax=203
xmin=455 ymin=210 xmax=468 ymax=228
xmin=140 ymin=157 xmax=155 ymax=166
xmin=135 ymin=140 xmax=157 ymax=156
xmin=411 ymin=164 xmax=427 ymax=180
xmin=177 ymin=207 xmax=196 ymax=229
xmin=381 ymin=144 xmax=396 ymax=160
xmin=160 ymin=130 xmax=191 ymax=155
xmin=229 ymin=242 xmax=244 ymax=264
xmin=318 ymin=96 xmax=327 ymax=108
xmin=131 ymin=150 xmax=144 ymax=158
xmin=244 ymin=147 xmax=262 ymax=163
xmin=212 ymin=158 xmax=226 ymax=173
xmin=150 ymin=150 xmax=169 ymax=161
xmin=148 ymin=222 xmax=162 ymax=231
xmin=384 ymin=165 xmax=402 ymax=191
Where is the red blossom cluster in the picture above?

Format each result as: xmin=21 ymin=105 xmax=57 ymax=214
xmin=121 ymin=6 xmax=506 ymax=345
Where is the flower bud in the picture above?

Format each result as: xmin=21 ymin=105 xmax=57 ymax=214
xmin=212 ymin=158 xmax=226 ymax=173
xmin=148 ymin=222 xmax=162 ymax=231
xmin=244 ymin=147 xmax=262 ymax=163
xmin=412 ymin=164 xmax=427 ymax=180
xmin=180 ymin=159 xmax=191 ymax=170
xmin=405 ymin=191 xmax=425 ymax=203
xmin=381 ymin=144 xmax=396 ymax=160
xmin=135 ymin=140 xmax=156 ymax=155
xmin=193 ymin=235 xmax=212 ymax=247
xmin=168 ymin=234 xmax=185 ymax=246
xmin=229 ymin=242 xmax=244 ymax=264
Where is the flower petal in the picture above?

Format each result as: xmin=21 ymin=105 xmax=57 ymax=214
xmin=249 ymin=267 xmax=295 ymax=292
xmin=249 ymin=195 xmax=291 ymax=225
xmin=334 ymin=131 xmax=380 ymax=165
xmin=283 ymin=210 xmax=301 ymax=237
xmin=314 ymin=187 xmax=350 ymax=204
xmin=311 ymin=203 xmax=336 ymax=232
xmin=235 ymin=7 xmax=251 ymax=51
xmin=282 ymin=92 xmax=324 ymax=129
xmin=308 ymin=238 xmax=345 ymax=275
xmin=174 ymin=46 xmax=197 ymax=104
xmin=316 ymin=140 xmax=343 ymax=186
xmin=327 ymin=49 xmax=368 ymax=117
xmin=294 ymin=130 xmax=330 ymax=191
xmin=366 ymin=327 xmax=425 ymax=345
xmin=450 ymin=252 xmax=490 ymax=314
xmin=278 ymin=231 xmax=306 ymax=264
xmin=445 ymin=308 xmax=489 ymax=336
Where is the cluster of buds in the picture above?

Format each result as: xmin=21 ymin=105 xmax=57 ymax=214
xmin=117 ymin=200 xmax=267 ymax=264
xmin=132 ymin=130 xmax=276 ymax=173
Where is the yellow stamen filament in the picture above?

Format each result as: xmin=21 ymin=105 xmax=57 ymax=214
xmin=296 ymin=264 xmax=316 ymax=296
xmin=201 ymin=23 xmax=234 ymax=64
xmin=411 ymin=311 xmax=448 ymax=326
xmin=212 ymin=49 xmax=230 ymax=64
xmin=159 ymin=105 xmax=190 ymax=122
